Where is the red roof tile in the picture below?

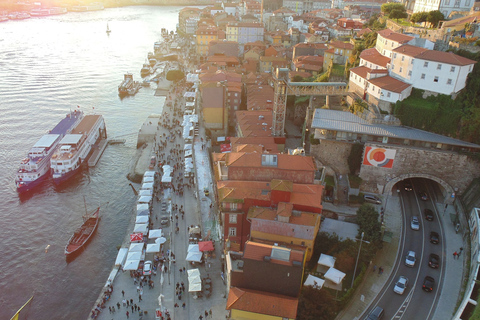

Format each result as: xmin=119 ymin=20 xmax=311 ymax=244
xmin=377 ymin=29 xmax=414 ymax=43
xmin=359 ymin=48 xmax=390 ymax=68
xmin=394 ymin=44 xmax=476 ymax=66
xmin=369 ymin=75 xmax=411 ymax=93
xmin=243 ymin=241 xmax=305 ymax=266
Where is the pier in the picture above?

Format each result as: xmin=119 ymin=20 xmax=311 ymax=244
xmin=88 ymin=139 xmax=108 ymax=167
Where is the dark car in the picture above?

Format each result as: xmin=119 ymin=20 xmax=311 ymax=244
xmin=404 ymin=181 xmax=413 ymax=191
xmin=419 ymin=191 xmax=428 ymax=201
xmin=428 ymin=253 xmax=440 ymax=269
xmin=422 ymin=276 xmax=435 ymax=292
xmin=430 ymin=231 xmax=440 ymax=244
xmin=367 ymin=306 xmax=384 ymax=320
xmin=424 ymin=209 xmax=434 ymax=221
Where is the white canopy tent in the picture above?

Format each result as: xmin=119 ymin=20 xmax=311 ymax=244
xmin=317 ymin=253 xmax=336 ymax=273
xmin=184 ymin=144 xmax=192 ymax=151
xmin=187 ymin=268 xmax=202 ymax=292
xmin=149 ymin=229 xmax=163 ymax=239
xmin=188 ymin=244 xmax=200 ymax=253
xmin=137 ymin=203 xmax=149 ymax=216
xmin=137 ymin=195 xmax=152 ymax=204
xmin=115 ymin=248 xmax=128 ymax=266
xmin=324 ymin=267 xmax=346 ymax=285
xmin=129 ymin=243 xmax=144 ymax=252
xmin=141 ymin=182 xmax=154 ymax=191
xmin=123 ymin=259 xmax=140 ymax=271
xmin=134 ymin=223 xmax=148 ymax=235
xmin=155 ymin=237 xmax=167 ymax=244
xmin=142 ymin=176 xmax=154 ymax=184
xmin=144 ymin=171 xmax=156 ymax=178
xmin=136 ymin=215 xmax=149 ymax=224
xmin=161 ymin=175 xmax=172 ymax=183
xmin=127 ymin=251 xmax=142 ymax=261
xmin=186 ymin=251 xmax=203 ymax=262
xmin=146 ymin=243 xmax=161 ymax=253
xmin=138 ymin=189 xmax=153 ymax=197
xmin=304 ymin=274 xmax=325 ymax=289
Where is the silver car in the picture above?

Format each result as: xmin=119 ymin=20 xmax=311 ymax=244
xmin=411 ymin=216 xmax=420 ymax=230
xmin=394 ymin=276 xmax=408 ymax=295
xmin=405 ymin=251 xmax=416 ymax=267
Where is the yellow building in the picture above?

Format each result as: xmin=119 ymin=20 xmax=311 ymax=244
xmin=322 ymin=40 xmax=354 ymax=71
xmin=196 ymin=26 xmax=219 ymax=57
xmin=248 ymin=202 xmax=321 ymax=261
xmin=227 ymin=287 xmax=298 ymax=320
xmin=199 ymin=82 xmax=228 ymax=139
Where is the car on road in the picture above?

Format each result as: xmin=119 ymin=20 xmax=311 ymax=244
xmin=160 ymin=216 xmax=169 ymax=226
xmin=411 ymin=216 xmax=420 ymax=230
xmin=143 ymin=260 xmax=153 ymax=276
xmin=404 ymin=180 xmax=413 ymax=191
xmin=405 ymin=251 xmax=416 ymax=267
xmin=430 ymin=231 xmax=440 ymax=244
xmin=367 ymin=306 xmax=384 ymax=320
xmin=364 ymin=194 xmax=382 ymax=204
xmin=422 ymin=276 xmax=435 ymax=292
xmin=424 ymin=209 xmax=434 ymax=221
xmin=428 ymin=253 xmax=440 ymax=269
xmin=419 ymin=191 xmax=428 ymax=201
xmin=394 ymin=276 xmax=409 ymax=295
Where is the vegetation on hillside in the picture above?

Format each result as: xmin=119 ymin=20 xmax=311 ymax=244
xmin=166 ymin=70 xmax=185 ymax=82
xmin=381 ymin=3 xmax=407 ymax=21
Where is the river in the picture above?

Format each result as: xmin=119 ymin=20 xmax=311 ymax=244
xmin=0 ymin=6 xmax=185 ymax=319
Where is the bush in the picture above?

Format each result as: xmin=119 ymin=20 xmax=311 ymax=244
xmin=166 ymin=70 xmax=185 ymax=82
xmin=349 ymin=194 xmax=365 ymax=204
xmin=310 ymin=134 xmax=320 ymax=145
xmin=348 ymin=142 xmax=364 ymax=175
xmin=348 ymin=174 xmax=363 ymax=188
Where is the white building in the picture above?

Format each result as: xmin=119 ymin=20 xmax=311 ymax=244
xmin=359 ymin=48 xmax=391 ymax=70
xmin=413 ymin=0 xmax=475 ymax=18
xmin=283 ymin=0 xmax=331 ymax=13
xmin=376 ymin=29 xmax=414 ymax=59
xmin=390 ymin=44 xmax=476 ymax=95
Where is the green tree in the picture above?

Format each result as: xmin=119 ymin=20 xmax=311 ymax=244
xmin=297 ymin=286 xmax=339 ymax=320
xmin=381 ymin=3 xmax=406 ymax=15
xmin=166 ymin=70 xmax=185 ymax=82
xmin=410 ymin=11 xmax=428 ymax=24
xmin=389 ymin=9 xmax=408 ymax=21
xmin=356 ymin=204 xmax=382 ymax=243
xmin=427 ymin=10 xmax=445 ymax=28
xmin=347 ymin=142 xmax=364 ymax=175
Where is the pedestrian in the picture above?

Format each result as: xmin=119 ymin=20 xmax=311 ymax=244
xmin=130 ymin=298 xmax=133 ymax=305
xmin=117 ymin=302 xmax=121 ymax=309
xmin=139 ymin=294 xmax=142 ymax=302
xmin=123 ymin=299 xmax=127 ymax=307
xmin=379 ymin=266 xmax=383 ymax=274
xmin=109 ymin=306 xmax=112 ymax=314
xmin=205 ymin=310 xmax=208 ymax=318
xmin=183 ymin=267 xmax=186 ymax=273
xmin=373 ymin=265 xmax=377 ymax=272
xmin=112 ymin=306 xmax=116 ymax=313
xmin=122 ymin=290 xmax=125 ymax=297
xmin=182 ymin=302 xmax=186 ymax=309
xmin=454 ymin=251 xmax=458 ymax=259
xmin=459 ymin=247 xmax=464 ymax=257
xmin=131 ymin=305 xmax=134 ymax=313
xmin=126 ymin=311 xmax=129 ymax=319
xmin=209 ymin=309 xmax=212 ymax=317
xmin=174 ymin=303 xmax=179 ymax=308
xmin=134 ymin=304 xmax=138 ymax=312
xmin=199 ymin=315 xmax=203 ymax=320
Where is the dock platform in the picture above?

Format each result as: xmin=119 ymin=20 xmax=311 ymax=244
xmin=88 ymin=139 xmax=108 ymax=167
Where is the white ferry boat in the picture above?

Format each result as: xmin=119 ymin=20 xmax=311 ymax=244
xmin=51 ymin=114 xmax=106 ymax=184
xmin=16 ymin=110 xmax=84 ymax=193
xmin=31 ymin=7 xmax=67 ymax=16
xmin=70 ymin=2 xmax=104 ymax=12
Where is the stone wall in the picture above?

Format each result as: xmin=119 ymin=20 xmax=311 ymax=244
xmin=386 ymin=20 xmax=445 ymax=43
xmin=359 ymin=143 xmax=480 ymax=195
xmin=310 ymin=139 xmax=352 ymax=174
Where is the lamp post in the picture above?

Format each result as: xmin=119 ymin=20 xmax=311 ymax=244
xmin=351 ymin=232 xmax=369 ymax=288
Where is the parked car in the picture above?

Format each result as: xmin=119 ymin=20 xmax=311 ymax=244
xmin=424 ymin=209 xmax=434 ymax=221
xmin=394 ymin=276 xmax=409 ymax=295
xmin=411 ymin=216 xmax=420 ymax=230
xmin=367 ymin=306 xmax=384 ymax=320
xmin=160 ymin=216 xmax=169 ymax=226
xmin=143 ymin=260 xmax=153 ymax=276
xmin=419 ymin=191 xmax=428 ymax=201
xmin=404 ymin=180 xmax=413 ymax=191
xmin=428 ymin=253 xmax=440 ymax=269
xmin=430 ymin=231 xmax=440 ymax=244
xmin=364 ymin=194 xmax=382 ymax=204
xmin=405 ymin=251 xmax=416 ymax=267
xmin=422 ymin=276 xmax=435 ymax=292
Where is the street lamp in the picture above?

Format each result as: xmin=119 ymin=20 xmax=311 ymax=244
xmin=351 ymin=232 xmax=370 ymax=288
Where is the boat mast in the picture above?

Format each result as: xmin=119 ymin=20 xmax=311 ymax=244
xmin=10 ymin=295 xmax=34 ymax=320
xmin=83 ymin=195 xmax=88 ymax=220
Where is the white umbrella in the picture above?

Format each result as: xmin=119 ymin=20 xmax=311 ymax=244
xmin=123 ymin=259 xmax=140 ymax=270
xmin=129 ymin=243 xmax=144 ymax=252
xmin=149 ymin=229 xmax=163 ymax=239
xmin=146 ymin=243 xmax=161 ymax=253
xmin=186 ymin=251 xmax=203 ymax=262
xmin=134 ymin=223 xmax=148 ymax=235
xmin=136 ymin=216 xmax=149 ymax=224
xmin=155 ymin=237 xmax=167 ymax=244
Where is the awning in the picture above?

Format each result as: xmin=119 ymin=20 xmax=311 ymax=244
xmin=149 ymin=229 xmax=163 ymax=239
xmin=186 ymin=251 xmax=203 ymax=262
xmin=136 ymin=216 xmax=149 ymax=224
xmin=115 ymin=248 xmax=128 ymax=266
xmin=220 ymin=144 xmax=231 ymax=153
xmin=155 ymin=237 xmax=167 ymax=244
xmin=141 ymin=182 xmax=154 ymax=190
xmin=324 ymin=267 xmax=346 ymax=284
xmin=198 ymin=241 xmax=214 ymax=252
xmin=318 ymin=254 xmax=336 ymax=268
xmin=188 ymin=268 xmax=202 ymax=292
xmin=129 ymin=243 xmax=144 ymax=252
xmin=188 ymin=244 xmax=200 ymax=253
xmin=138 ymin=189 xmax=153 ymax=197
xmin=123 ymin=259 xmax=140 ymax=270
xmin=137 ymin=203 xmax=149 ymax=212
xmin=142 ymin=176 xmax=154 ymax=184
xmin=138 ymin=195 xmax=152 ymax=204
xmin=146 ymin=243 xmax=161 ymax=253
xmin=130 ymin=232 xmax=143 ymax=242
xmin=127 ymin=251 xmax=142 ymax=261
xmin=134 ymin=223 xmax=148 ymax=235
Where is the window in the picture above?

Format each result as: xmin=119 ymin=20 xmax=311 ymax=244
xmin=447 ymin=78 xmax=452 ymax=85
xmin=437 ymin=64 xmax=442 ymax=70
xmin=229 ymin=214 xmax=237 ymax=224
xmin=400 ymin=67 xmax=403 ymax=72
xmin=387 ymin=92 xmax=391 ymax=98
xmin=411 ymin=59 xmax=414 ymax=64
xmin=401 ymin=56 xmax=405 ymax=61
xmin=424 ymin=62 xmax=428 ymax=67
xmin=421 ymin=73 xmax=425 ymax=79
xmin=229 ymin=227 xmax=237 ymax=236
xmin=391 ymin=65 xmax=394 ymax=70
xmin=450 ymin=66 xmax=456 ymax=72
xmin=394 ymin=53 xmax=397 ymax=58
xmin=408 ymin=71 xmax=412 ymax=76
xmin=434 ymin=76 xmax=439 ymax=82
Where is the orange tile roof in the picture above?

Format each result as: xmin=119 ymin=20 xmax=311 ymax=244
xmin=234 ymin=144 xmax=264 ymax=153
xmin=359 ymin=48 xmax=390 ymax=68
xmin=277 ymin=202 xmax=293 ymax=217
xmin=270 ymin=179 xmax=293 ymax=192
xmin=377 ymin=29 xmax=414 ymax=44
xmin=369 ymin=75 xmax=411 ymax=93
xmin=393 ymin=44 xmax=476 ymax=66
xmin=236 ymin=110 xmax=273 ymax=137
xmin=349 ymin=65 xmax=370 ymax=78
xmin=243 ymin=241 xmax=304 ymax=266
xmin=329 ymin=40 xmax=354 ymax=50
xmin=225 ymin=152 xmax=316 ymax=171
xmin=226 ymin=287 xmax=299 ymax=319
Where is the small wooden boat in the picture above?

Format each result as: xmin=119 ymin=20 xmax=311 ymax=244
xmin=65 ymin=207 xmax=100 ymax=256
xmin=106 ymin=23 xmax=111 ymax=34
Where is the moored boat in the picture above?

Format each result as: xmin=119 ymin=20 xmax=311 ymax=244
xmin=65 ymin=207 xmax=100 ymax=256
xmin=140 ymin=62 xmax=153 ymax=77
xmin=8 ymin=12 xmax=31 ymax=20
xmin=70 ymin=2 xmax=104 ymax=12
xmin=118 ymin=73 xmax=140 ymax=96
xmin=31 ymin=7 xmax=67 ymax=16
xmin=16 ymin=110 xmax=84 ymax=193
xmin=51 ymin=114 xmax=106 ymax=184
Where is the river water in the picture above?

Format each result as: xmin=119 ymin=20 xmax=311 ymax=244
xmin=0 ymin=6 xmax=183 ymax=319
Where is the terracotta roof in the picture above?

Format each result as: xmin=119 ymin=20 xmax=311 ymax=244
xmin=356 ymin=28 xmax=372 ymax=37
xmin=397 ymin=45 xmax=476 ymax=66
xmin=349 ymin=65 xmax=370 ymax=79
xmin=369 ymin=75 xmax=411 ymax=93
xmin=226 ymin=287 xmax=299 ymax=319
xmin=359 ymin=48 xmax=390 ymax=68
xmin=270 ymin=179 xmax=293 ymax=192
xmin=329 ymin=40 xmax=354 ymax=50
xmin=233 ymin=144 xmax=264 ymax=153
xmin=224 ymin=152 xmax=316 ymax=171
xmin=377 ymin=29 xmax=414 ymax=43
xmin=243 ymin=241 xmax=305 ymax=266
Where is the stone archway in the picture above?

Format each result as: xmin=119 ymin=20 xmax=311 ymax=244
xmin=384 ymin=173 xmax=455 ymax=204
